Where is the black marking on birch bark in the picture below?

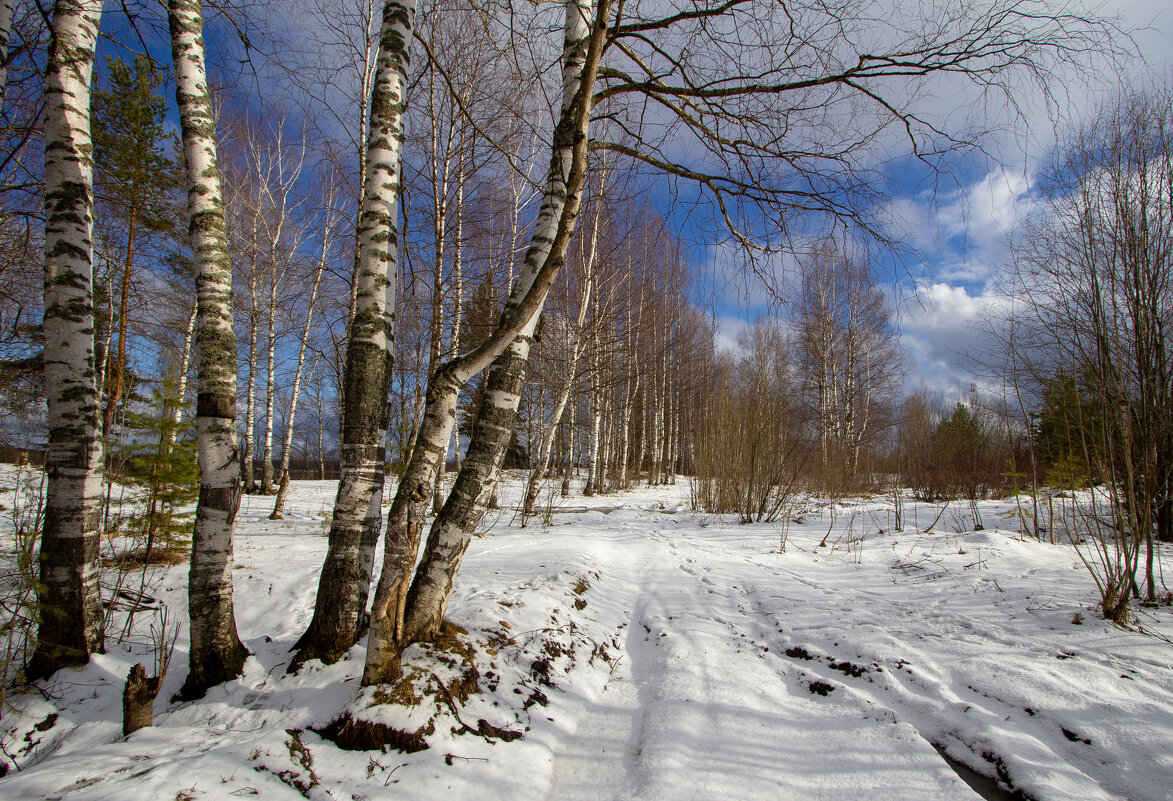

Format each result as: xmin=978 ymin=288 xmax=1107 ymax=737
xmin=294 ymin=0 xmax=410 ymax=669
xmin=29 ymin=0 xmax=106 ymax=681
xmin=169 ymin=0 xmax=248 ymax=699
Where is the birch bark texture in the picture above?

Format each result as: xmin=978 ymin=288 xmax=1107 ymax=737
xmin=292 ymin=0 xmax=411 ymax=669
xmin=27 ymin=0 xmax=105 ymax=681
xmin=0 ymin=0 xmax=14 ymax=111
xmin=361 ymin=0 xmax=609 ymax=684
xmin=397 ymin=0 xmax=607 ymax=652
xmin=168 ymin=0 xmax=249 ymax=700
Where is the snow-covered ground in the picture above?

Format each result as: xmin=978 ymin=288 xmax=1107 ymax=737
xmin=0 ymin=468 xmax=1171 ymax=801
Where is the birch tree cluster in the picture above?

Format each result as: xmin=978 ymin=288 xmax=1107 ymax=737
xmin=0 ymin=0 xmax=1129 ymax=704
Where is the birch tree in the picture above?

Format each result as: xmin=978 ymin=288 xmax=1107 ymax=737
xmin=271 ymin=184 xmax=339 ymax=519
xmin=0 ymin=0 xmax=15 ymax=118
xmin=26 ymin=0 xmax=105 ymax=681
xmin=168 ymin=0 xmax=249 ymax=699
xmin=797 ymin=244 xmax=900 ymax=481
xmin=375 ymin=0 xmax=610 ymax=676
xmin=291 ymin=0 xmax=412 ymax=669
xmin=521 ymin=182 xmax=602 ymax=514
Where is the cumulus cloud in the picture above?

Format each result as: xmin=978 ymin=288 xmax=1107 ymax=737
xmin=897 ymin=282 xmax=1009 ymax=397
xmin=713 ymin=316 xmax=752 ymax=356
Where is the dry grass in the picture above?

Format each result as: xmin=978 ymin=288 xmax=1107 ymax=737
xmin=103 ymin=546 xmax=189 ymax=569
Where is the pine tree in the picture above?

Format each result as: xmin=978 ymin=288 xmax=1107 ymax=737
xmin=121 ymin=370 xmax=199 ymax=563
xmin=92 ymin=55 xmax=179 ymax=457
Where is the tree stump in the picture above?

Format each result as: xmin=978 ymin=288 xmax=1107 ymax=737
xmin=122 ymin=663 xmax=161 ymax=736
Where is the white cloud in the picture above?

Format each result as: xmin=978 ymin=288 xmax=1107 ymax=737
xmin=897 ymin=282 xmax=1010 ymax=397
xmin=712 ymin=316 xmax=752 ymax=356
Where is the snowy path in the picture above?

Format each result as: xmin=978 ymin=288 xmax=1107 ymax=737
xmin=545 ymin=516 xmax=976 ymax=801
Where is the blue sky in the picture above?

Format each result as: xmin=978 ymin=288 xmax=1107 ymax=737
xmin=87 ymin=0 xmax=1172 ymax=406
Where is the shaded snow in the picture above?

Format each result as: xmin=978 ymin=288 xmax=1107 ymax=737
xmin=0 ymin=469 xmax=1170 ymax=801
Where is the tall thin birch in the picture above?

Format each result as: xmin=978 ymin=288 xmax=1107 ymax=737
xmin=168 ymin=0 xmax=249 ymax=699
xmin=271 ymin=202 xmax=334 ymax=519
xmin=291 ymin=0 xmax=411 ymax=668
xmin=27 ymin=0 xmax=105 ymax=681
xmin=522 ymin=222 xmax=598 ymax=514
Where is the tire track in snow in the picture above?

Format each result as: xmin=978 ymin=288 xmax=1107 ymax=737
xmin=545 ymin=511 xmax=975 ymax=801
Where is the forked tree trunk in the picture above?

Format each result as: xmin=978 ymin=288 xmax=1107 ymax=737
xmin=387 ymin=0 xmax=609 ymax=665
xmin=427 ymin=67 xmax=451 ymax=514
xmin=27 ymin=0 xmax=106 ymax=681
xmin=169 ymin=0 xmax=249 ymax=700
xmin=290 ymin=0 xmax=408 ymax=669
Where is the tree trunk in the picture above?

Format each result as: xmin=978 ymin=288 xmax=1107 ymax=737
xmin=388 ymin=0 xmax=609 ymax=664
xmin=524 ymin=207 xmax=599 ymax=513
xmin=27 ymin=0 xmax=106 ymax=681
xmin=449 ymin=173 xmax=465 ymax=475
xmin=260 ymin=281 xmax=278 ymax=494
xmin=172 ymin=297 xmax=198 ymax=428
xmin=242 ymin=290 xmax=259 ymax=494
xmin=102 ymin=207 xmax=137 ymax=458
xmin=427 ymin=66 xmax=451 ymax=515
xmin=291 ymin=0 xmax=409 ymax=670
xmin=633 ymin=383 xmax=646 ymax=485
xmin=122 ymin=663 xmax=160 ymax=736
xmin=583 ymin=344 xmax=601 ymax=496
xmin=169 ymin=0 xmax=249 ymax=700
xmin=316 ymin=370 xmax=326 ymax=480
xmin=0 ymin=0 xmax=14 ymax=111
xmin=562 ymin=394 xmax=575 ymax=496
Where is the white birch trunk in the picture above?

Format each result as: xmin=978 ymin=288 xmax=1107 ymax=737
xmin=522 ymin=236 xmax=595 ymax=514
xmin=172 ymin=297 xmax=198 ymax=427
xmin=261 ymin=285 xmax=277 ymax=493
xmin=0 ymin=0 xmax=13 ymax=111
xmin=562 ymin=395 xmax=575 ymax=496
xmin=618 ymin=367 xmax=635 ymax=487
xmin=345 ymin=2 xmax=380 ymax=346
xmin=292 ymin=0 xmax=410 ymax=669
xmin=363 ymin=0 xmax=608 ymax=684
xmin=168 ymin=0 xmax=249 ymax=699
xmin=583 ymin=341 xmax=602 ymax=496
xmin=449 ymin=169 xmax=464 ymax=474
xmin=28 ymin=0 xmax=105 ymax=681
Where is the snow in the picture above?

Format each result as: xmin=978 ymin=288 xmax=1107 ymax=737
xmin=1 ymin=468 xmax=1171 ymax=801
